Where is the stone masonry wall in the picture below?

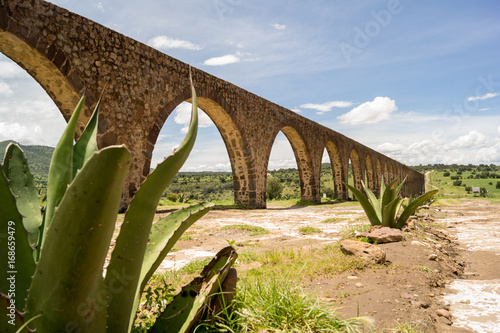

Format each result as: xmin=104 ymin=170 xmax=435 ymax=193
xmin=0 ymin=0 xmax=425 ymax=208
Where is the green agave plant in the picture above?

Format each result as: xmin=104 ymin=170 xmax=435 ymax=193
xmin=0 ymin=76 xmax=237 ymax=333
xmin=344 ymin=177 xmax=438 ymax=230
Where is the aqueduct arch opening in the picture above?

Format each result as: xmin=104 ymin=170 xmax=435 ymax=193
xmin=266 ymin=126 xmax=317 ymax=203
xmin=148 ymin=88 xmax=256 ymax=207
xmin=325 ymin=141 xmax=345 ymax=199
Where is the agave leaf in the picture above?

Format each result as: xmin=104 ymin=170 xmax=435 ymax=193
xmin=344 ymin=183 xmax=381 ymax=226
xmin=361 ymin=180 xmax=381 ymax=222
xmin=136 ymin=202 xmax=213 ymax=306
xmin=394 ymin=177 xmax=406 ymax=197
xmin=380 ymin=176 xmax=386 ymax=195
xmin=382 ymin=197 xmax=403 ymax=228
xmin=380 ymin=178 xmax=399 ymax=216
xmin=25 ymin=147 xmax=130 ymax=332
xmin=148 ymin=246 xmax=238 ymax=333
xmin=396 ymin=189 xmax=438 ymax=229
xmin=0 ymin=168 xmax=36 ymax=312
xmin=42 ymin=94 xmax=85 ymax=246
xmin=72 ymin=94 xmax=101 ymax=178
xmin=105 ymin=78 xmax=199 ymax=333
xmin=3 ymin=143 xmax=42 ymax=249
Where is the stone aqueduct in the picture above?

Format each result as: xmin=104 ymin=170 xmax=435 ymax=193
xmin=0 ymin=0 xmax=424 ymax=208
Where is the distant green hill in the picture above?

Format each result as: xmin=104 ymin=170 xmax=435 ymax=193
xmin=0 ymin=140 xmax=54 ymax=180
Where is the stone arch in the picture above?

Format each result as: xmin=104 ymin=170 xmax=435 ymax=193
xmin=325 ymin=141 xmax=344 ymax=199
xmin=196 ymin=97 xmax=254 ymax=206
xmin=0 ymin=26 xmax=89 ymax=134
xmin=365 ymin=155 xmax=375 ymax=192
xmin=350 ymin=149 xmax=362 ymax=194
xmin=148 ymin=87 xmax=256 ymax=207
xmin=267 ymin=126 xmax=316 ymax=202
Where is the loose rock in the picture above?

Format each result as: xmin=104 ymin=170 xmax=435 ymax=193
xmin=367 ymin=227 xmax=404 ymax=244
xmin=339 ymin=240 xmax=386 ymax=264
xmin=435 ymin=308 xmax=453 ymax=321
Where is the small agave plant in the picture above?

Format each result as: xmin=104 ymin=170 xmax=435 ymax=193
xmin=0 ymin=75 xmax=237 ymax=333
xmin=344 ymin=177 xmax=438 ymax=230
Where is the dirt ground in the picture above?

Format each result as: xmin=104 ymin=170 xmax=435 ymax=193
xmin=159 ymin=199 xmax=499 ymax=332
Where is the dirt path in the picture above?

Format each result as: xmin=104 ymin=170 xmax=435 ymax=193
xmin=159 ymin=199 xmax=499 ymax=332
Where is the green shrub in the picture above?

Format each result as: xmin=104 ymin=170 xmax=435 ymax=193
xmin=266 ymin=175 xmax=283 ymax=200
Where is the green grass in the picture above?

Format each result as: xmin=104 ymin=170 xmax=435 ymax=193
xmin=256 ymin=248 xmax=303 ymax=265
xmin=321 ymin=217 xmax=343 ymax=223
xmin=429 ymin=170 xmax=500 ymax=197
xmin=415 ymin=265 xmax=433 ymax=274
xmin=221 ymin=224 xmax=271 ymax=236
xmin=340 ymin=223 xmax=371 ymax=240
xmin=299 ymin=226 xmax=322 ymax=234
xmin=195 ymin=276 xmax=369 ymax=333
xmin=181 ymin=258 xmax=212 ymax=274
xmin=246 ymin=245 xmax=371 ymax=282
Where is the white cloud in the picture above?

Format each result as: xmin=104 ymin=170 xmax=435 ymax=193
xmin=203 ymin=54 xmax=240 ymax=66
xmin=0 ymin=122 xmax=42 ymax=143
xmin=467 ymin=92 xmax=499 ymax=101
xmin=96 ymin=2 xmax=105 ymax=12
xmin=299 ymin=101 xmax=352 ymax=114
xmin=0 ymin=61 xmax=26 ymax=79
xmin=498 ymin=126 xmax=500 ymax=137
xmin=173 ymin=102 xmax=213 ymax=133
xmin=337 ymin=97 xmax=398 ymax=125
xmin=0 ymin=82 xmax=13 ymax=97
xmin=226 ymin=40 xmax=244 ymax=48
xmin=479 ymin=108 xmax=489 ymax=111
xmin=148 ymin=35 xmax=203 ymax=51
xmin=446 ymin=131 xmax=494 ymax=149
xmin=377 ymin=142 xmax=405 ymax=154
xmin=272 ymin=23 xmax=286 ymax=30
xmin=290 ymin=108 xmax=301 ymax=113
xmin=376 ymin=129 xmax=500 ymax=165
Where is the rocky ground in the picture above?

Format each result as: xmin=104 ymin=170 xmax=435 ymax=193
xmin=156 ymin=199 xmax=499 ymax=332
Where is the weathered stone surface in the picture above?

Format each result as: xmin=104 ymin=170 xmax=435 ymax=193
xmin=340 ymin=240 xmax=386 ymax=264
xmin=436 ymin=308 xmax=453 ymax=321
xmin=367 ymin=227 xmax=404 ymax=243
xmin=0 ymin=0 xmax=425 ymax=209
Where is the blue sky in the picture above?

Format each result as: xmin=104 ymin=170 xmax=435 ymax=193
xmin=1 ymin=0 xmax=500 ymax=170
